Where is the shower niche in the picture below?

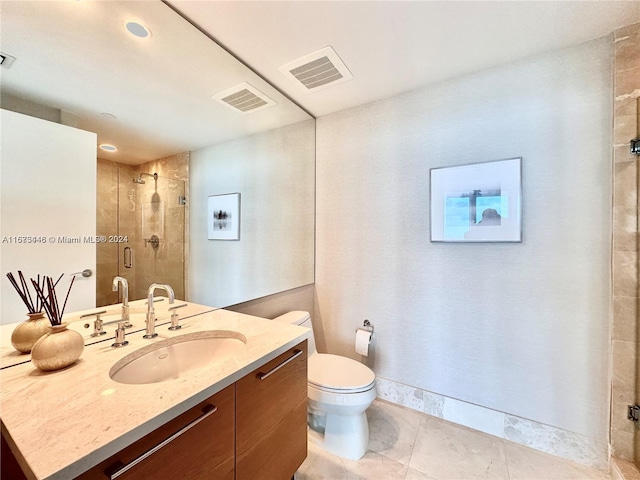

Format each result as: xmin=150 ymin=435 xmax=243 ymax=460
xmin=96 ymin=159 xmax=186 ymax=306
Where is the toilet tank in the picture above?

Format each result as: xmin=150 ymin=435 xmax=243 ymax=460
xmin=273 ymin=311 xmax=317 ymax=355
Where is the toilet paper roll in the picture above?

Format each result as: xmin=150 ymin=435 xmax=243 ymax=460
xmin=355 ymin=328 xmax=372 ymax=356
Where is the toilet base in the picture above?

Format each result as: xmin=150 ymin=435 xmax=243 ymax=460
xmin=308 ymin=411 xmax=370 ymax=461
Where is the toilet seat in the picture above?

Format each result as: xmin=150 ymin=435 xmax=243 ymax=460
xmin=308 ymin=353 xmax=375 ymax=393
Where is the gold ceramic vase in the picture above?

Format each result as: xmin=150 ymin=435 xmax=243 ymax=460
xmin=31 ymin=322 xmax=84 ymax=371
xmin=10 ymin=312 xmax=51 ymax=353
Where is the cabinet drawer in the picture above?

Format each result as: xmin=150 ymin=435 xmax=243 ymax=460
xmin=77 ymin=384 xmax=235 ymax=480
xmin=236 ymin=340 xmax=308 ymax=480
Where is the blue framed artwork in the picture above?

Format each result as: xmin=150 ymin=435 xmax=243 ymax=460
xmin=430 ymin=158 xmax=522 ymax=243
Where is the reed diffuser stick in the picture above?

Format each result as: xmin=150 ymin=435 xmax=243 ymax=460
xmin=30 ymin=274 xmax=73 ymax=326
xmin=32 ymin=279 xmax=54 ymax=323
xmin=6 ymin=272 xmax=39 ymax=314
xmin=19 ymin=272 xmax=36 ymax=314
xmin=61 ymin=276 xmax=75 ymax=319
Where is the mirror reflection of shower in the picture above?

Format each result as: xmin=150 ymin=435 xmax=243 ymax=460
xmin=96 ymin=162 xmax=186 ymax=307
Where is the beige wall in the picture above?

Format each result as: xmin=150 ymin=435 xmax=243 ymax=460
xmin=189 ymin=120 xmax=316 ymax=308
xmin=611 ymin=22 xmax=640 ymax=464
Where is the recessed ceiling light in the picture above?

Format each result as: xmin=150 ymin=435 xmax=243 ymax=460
xmin=101 ymin=112 xmax=116 ymax=120
xmin=99 ymin=144 xmax=117 ymax=152
xmin=125 ymin=21 xmax=151 ymax=39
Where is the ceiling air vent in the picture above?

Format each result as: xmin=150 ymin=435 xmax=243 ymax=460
xmin=279 ymin=46 xmax=353 ymax=93
xmin=212 ymin=82 xmax=276 ymax=114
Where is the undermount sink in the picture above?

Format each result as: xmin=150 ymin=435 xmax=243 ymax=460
xmin=109 ymin=330 xmax=247 ymax=385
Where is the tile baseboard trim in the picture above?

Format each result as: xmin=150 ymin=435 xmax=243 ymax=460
xmin=612 ymin=457 xmax=640 ymax=480
xmin=375 ymin=377 xmax=609 ymax=470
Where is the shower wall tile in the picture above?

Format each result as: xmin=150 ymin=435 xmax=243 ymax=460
xmin=129 ymin=153 xmax=187 ymax=302
xmin=614 ymin=206 xmax=638 ymax=251
xmin=96 ymin=159 xmax=119 ymax=306
xmin=613 ymin=251 xmax=638 ymax=299
xmin=615 ymin=111 xmax=639 ymax=146
xmin=611 ymin=22 xmax=639 ymax=467
xmin=612 ymin=396 xmax=636 ymax=436
xmin=614 ymin=25 xmax=640 ymax=73
xmin=615 ymin=161 xmax=638 ymax=206
xmin=617 ymin=430 xmax=637 ymax=464
xmin=612 ymin=340 xmax=637 ymax=399
xmin=376 ymin=376 xmax=608 ymax=469
xmin=613 ymin=295 xmax=637 ymax=342
xmin=616 ymin=145 xmax=638 ymax=165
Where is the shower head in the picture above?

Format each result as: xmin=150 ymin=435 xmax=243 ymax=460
xmin=133 ymin=172 xmax=158 ymax=184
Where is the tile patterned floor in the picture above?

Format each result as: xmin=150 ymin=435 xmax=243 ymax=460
xmin=296 ymin=400 xmax=611 ymax=480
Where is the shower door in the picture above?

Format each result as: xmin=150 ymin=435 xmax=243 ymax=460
xmin=117 ymin=171 xmax=186 ymax=302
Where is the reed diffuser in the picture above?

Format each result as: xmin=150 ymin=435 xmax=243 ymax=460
xmin=29 ymin=275 xmax=84 ymax=371
xmin=6 ymin=271 xmax=54 ymax=353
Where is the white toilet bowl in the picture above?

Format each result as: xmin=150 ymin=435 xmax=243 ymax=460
xmin=274 ymin=311 xmax=376 ymax=461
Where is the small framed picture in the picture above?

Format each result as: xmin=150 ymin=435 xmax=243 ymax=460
xmin=430 ymin=157 xmax=522 ymax=243
xmin=208 ymin=193 xmax=240 ymax=240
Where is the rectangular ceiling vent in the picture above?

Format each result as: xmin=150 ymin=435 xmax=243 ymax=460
xmin=279 ymin=46 xmax=353 ymax=93
xmin=212 ymin=82 xmax=276 ymax=115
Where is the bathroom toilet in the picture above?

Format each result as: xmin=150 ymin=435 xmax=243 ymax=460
xmin=274 ymin=311 xmax=376 ymax=461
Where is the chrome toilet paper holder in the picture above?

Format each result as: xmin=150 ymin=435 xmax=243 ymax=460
xmin=356 ymin=319 xmax=374 ymax=335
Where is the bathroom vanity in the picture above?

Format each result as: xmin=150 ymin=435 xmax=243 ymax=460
xmin=0 ymin=307 xmax=309 ymax=479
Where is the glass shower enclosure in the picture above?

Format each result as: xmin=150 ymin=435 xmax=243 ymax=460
xmin=96 ymin=164 xmax=186 ymax=306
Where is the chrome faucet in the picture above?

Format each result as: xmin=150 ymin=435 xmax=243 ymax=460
xmin=144 ymin=283 xmax=175 ymax=339
xmin=112 ymin=276 xmax=131 ymax=327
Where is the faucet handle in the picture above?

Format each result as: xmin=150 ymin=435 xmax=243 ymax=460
xmin=121 ymin=304 xmax=132 ymax=328
xmin=144 ymin=309 xmax=158 ymax=339
xmin=112 ymin=322 xmax=129 ymax=348
xmin=80 ymin=310 xmax=107 ymax=336
xmin=168 ymin=304 xmax=188 ymax=330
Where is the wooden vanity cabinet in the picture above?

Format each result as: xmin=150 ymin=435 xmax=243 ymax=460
xmin=77 ymin=384 xmax=235 ymax=480
xmin=3 ymin=340 xmax=308 ymax=480
xmin=236 ymin=341 xmax=308 ymax=480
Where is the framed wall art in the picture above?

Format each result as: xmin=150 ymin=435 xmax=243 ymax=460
xmin=208 ymin=193 xmax=240 ymax=240
xmin=430 ymin=157 xmax=522 ymax=243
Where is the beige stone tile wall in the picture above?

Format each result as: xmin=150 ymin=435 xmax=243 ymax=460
xmin=96 ymin=159 xmax=119 ymax=306
xmin=611 ymin=22 xmax=639 ymax=464
xmin=134 ymin=153 xmax=189 ymax=301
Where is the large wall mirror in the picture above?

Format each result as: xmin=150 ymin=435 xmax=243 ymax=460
xmin=0 ymin=0 xmax=315 ymax=320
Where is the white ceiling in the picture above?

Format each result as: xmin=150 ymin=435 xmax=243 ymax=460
xmin=0 ymin=1 xmax=310 ymax=164
xmin=2 ymin=1 xmax=639 ymax=164
xmin=170 ymin=0 xmax=640 ymax=117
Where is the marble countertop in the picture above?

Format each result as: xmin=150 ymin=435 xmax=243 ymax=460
xmin=0 ymin=307 xmax=309 ymax=480
xmin=1 ymin=297 xmax=215 ymax=369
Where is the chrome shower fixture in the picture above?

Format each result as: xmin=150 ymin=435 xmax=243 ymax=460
xmin=133 ymin=172 xmax=158 ymax=184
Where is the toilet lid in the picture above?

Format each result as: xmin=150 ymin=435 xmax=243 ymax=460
xmin=308 ymin=354 xmax=375 ymax=392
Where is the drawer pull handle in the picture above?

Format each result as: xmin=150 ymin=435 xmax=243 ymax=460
xmin=256 ymin=349 xmax=303 ymax=381
xmin=108 ymin=404 xmax=217 ymax=479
